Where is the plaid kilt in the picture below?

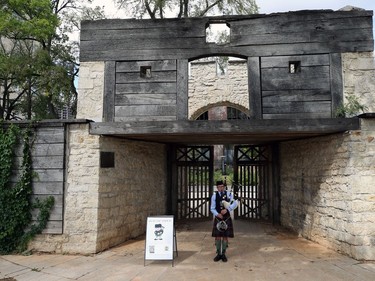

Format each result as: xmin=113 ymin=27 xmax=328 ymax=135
xmin=212 ymin=213 xmax=234 ymax=238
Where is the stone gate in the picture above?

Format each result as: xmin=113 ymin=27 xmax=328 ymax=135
xmin=24 ymin=8 xmax=375 ymax=260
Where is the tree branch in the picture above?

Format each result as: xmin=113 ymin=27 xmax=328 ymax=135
xmin=199 ymin=0 xmax=222 ymax=17
xmin=145 ymin=0 xmax=156 ymax=19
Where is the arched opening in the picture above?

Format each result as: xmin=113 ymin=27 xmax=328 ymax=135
xmin=195 ymin=106 xmax=250 ymax=121
xmin=188 ymin=55 xmax=249 ymax=174
xmin=188 ymin=56 xmax=249 ymax=120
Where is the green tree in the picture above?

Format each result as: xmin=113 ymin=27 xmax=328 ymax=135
xmin=0 ymin=38 xmax=29 ymax=120
xmin=0 ymin=0 xmax=56 ymax=120
xmin=115 ymin=0 xmax=259 ymax=19
xmin=0 ymin=0 xmax=105 ymax=120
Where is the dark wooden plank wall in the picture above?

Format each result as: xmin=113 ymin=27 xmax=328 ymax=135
xmin=115 ymin=60 xmax=177 ymax=121
xmin=32 ymin=126 xmax=64 ymax=234
xmin=80 ymin=10 xmax=373 ymax=121
xmin=230 ymin=12 xmax=373 ymax=45
xmin=13 ymin=126 xmax=65 ymax=234
xmin=261 ymin=54 xmax=332 ymax=119
xmin=80 ymin=11 xmax=373 ymax=61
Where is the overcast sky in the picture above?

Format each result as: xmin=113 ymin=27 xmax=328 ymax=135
xmin=89 ymin=0 xmax=374 ymax=48
xmin=257 ymin=0 xmax=374 ymax=13
xmin=94 ymin=0 xmax=374 ymax=33
xmin=94 ymin=0 xmax=374 ymax=17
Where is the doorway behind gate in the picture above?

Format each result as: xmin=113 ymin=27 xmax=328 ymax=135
xmin=171 ymin=145 xmax=274 ymax=222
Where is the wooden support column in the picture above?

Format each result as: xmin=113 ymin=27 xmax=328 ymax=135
xmin=177 ymin=59 xmax=189 ymax=120
xmin=330 ymin=53 xmax=343 ymax=117
xmin=166 ymin=144 xmax=175 ymax=215
xmin=104 ymin=61 xmax=116 ymax=122
xmin=248 ymin=57 xmax=262 ymax=119
xmin=271 ymin=143 xmax=280 ymax=225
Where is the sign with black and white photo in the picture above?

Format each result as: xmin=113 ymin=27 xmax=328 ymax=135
xmin=145 ymin=216 xmax=175 ymax=261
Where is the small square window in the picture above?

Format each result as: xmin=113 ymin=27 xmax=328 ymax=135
xmin=140 ymin=66 xmax=152 ymax=78
xmin=206 ymin=23 xmax=230 ymax=44
xmin=289 ymin=61 xmax=301 ymax=74
xmin=100 ymin=151 xmax=115 ymax=168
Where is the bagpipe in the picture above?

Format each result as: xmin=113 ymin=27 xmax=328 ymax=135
xmin=215 ymin=181 xmax=244 ymax=232
xmin=220 ymin=181 xmax=243 ymax=210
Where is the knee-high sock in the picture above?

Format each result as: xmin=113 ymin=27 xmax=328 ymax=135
xmin=222 ymin=240 xmax=228 ymax=254
xmin=215 ymin=239 xmax=222 ymax=254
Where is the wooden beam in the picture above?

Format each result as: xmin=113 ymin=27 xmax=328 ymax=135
xmin=90 ymin=118 xmax=359 ymax=136
xmin=177 ymin=59 xmax=188 ymax=120
xmin=104 ymin=61 xmax=116 ymax=122
xmin=248 ymin=57 xmax=262 ymax=119
xmin=89 ymin=119 xmax=360 ymax=145
xmin=330 ymin=53 xmax=343 ymax=117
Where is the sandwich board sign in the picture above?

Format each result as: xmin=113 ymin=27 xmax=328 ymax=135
xmin=144 ymin=215 xmax=177 ymax=266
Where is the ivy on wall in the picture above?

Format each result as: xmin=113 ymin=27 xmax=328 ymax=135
xmin=0 ymin=124 xmax=54 ymax=254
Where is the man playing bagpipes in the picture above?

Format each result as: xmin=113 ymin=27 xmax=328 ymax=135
xmin=210 ymin=180 xmax=238 ymax=262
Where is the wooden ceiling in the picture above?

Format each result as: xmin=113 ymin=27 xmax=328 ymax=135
xmin=90 ymin=118 xmax=360 ymax=145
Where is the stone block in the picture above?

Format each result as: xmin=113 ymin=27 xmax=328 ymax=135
xmin=350 ymin=245 xmax=375 ymax=261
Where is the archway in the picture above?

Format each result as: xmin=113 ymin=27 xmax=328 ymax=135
xmin=171 ymin=57 xmax=272 ymax=222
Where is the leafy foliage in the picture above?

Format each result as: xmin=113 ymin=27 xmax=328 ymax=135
xmin=335 ymin=93 xmax=368 ymax=117
xmin=0 ymin=0 xmax=105 ymax=121
xmin=0 ymin=124 xmax=54 ymax=254
xmin=0 ymin=0 xmax=58 ymax=42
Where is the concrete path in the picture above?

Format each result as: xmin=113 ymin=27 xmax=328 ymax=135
xmin=1 ymin=220 xmax=374 ymax=281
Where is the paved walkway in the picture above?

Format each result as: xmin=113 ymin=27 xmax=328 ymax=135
xmin=1 ymin=220 xmax=374 ymax=281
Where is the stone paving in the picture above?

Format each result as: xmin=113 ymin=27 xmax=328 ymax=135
xmin=1 ymin=220 xmax=374 ymax=281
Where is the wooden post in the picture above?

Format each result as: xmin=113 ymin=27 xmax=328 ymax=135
xmin=271 ymin=143 xmax=280 ymax=225
xmin=248 ymin=57 xmax=262 ymax=119
xmin=104 ymin=61 xmax=116 ymax=122
xmin=330 ymin=53 xmax=343 ymax=117
xmin=177 ymin=59 xmax=189 ymax=120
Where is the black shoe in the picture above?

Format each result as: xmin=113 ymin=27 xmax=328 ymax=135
xmin=221 ymin=254 xmax=227 ymax=262
xmin=213 ymin=254 xmax=222 ymax=262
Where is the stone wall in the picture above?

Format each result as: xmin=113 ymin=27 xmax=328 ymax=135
xmin=342 ymin=52 xmax=375 ymax=114
xmin=279 ymin=117 xmax=375 ymax=260
xmin=64 ymin=123 xmax=101 ymax=253
xmin=96 ymin=136 xmax=167 ymax=251
xmin=76 ymin=62 xmax=105 ymax=122
xmin=188 ymin=60 xmax=249 ymax=119
xmin=29 ymin=124 xmax=168 ymax=254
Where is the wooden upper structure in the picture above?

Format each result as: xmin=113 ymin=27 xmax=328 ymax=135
xmin=80 ymin=9 xmax=374 ymax=144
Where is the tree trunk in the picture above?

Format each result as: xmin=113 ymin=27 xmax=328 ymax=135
xmin=183 ymin=0 xmax=189 ymax=17
xmin=27 ymin=76 xmax=32 ymax=119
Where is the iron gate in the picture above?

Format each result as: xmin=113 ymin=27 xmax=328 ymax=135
xmin=233 ymin=145 xmax=270 ymax=220
xmin=175 ymin=146 xmax=213 ymax=220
